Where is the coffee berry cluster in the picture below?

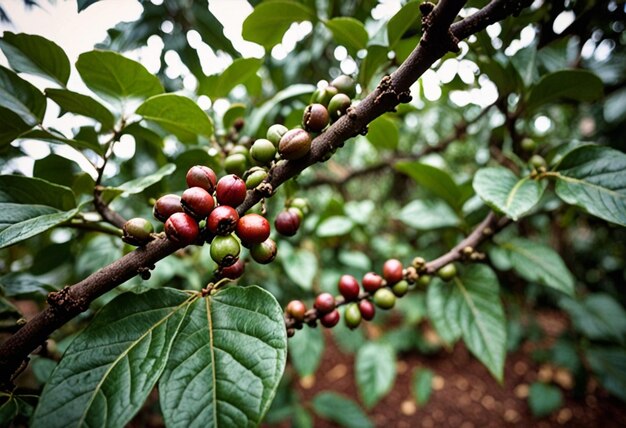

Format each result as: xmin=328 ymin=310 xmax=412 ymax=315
xmin=284 ymin=258 xmax=459 ymax=335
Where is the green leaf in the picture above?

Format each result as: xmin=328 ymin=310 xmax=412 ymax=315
xmin=427 ymin=265 xmax=506 ymax=381
xmin=528 ymin=383 xmax=563 ymax=417
xmin=359 ymin=44 xmax=388 ymax=89
xmin=0 ymin=66 xmax=46 ymax=126
xmin=77 ymin=0 xmax=101 ymax=11
xmin=0 ymin=272 xmax=56 ymax=299
xmin=32 ymin=289 xmax=193 ymax=428
xmin=199 ymin=58 xmax=262 ymax=100
xmin=280 ymin=245 xmax=318 ymax=290
xmin=323 ymin=17 xmax=368 ymax=55
xmin=0 ymin=107 xmax=31 ymax=147
xmin=19 ymin=128 xmax=103 ymax=155
xmin=560 ymin=294 xmax=626 ymax=344
xmin=355 ymin=342 xmax=396 ymax=408
xmin=366 ymin=115 xmax=398 ymax=150
xmin=159 ymin=286 xmax=287 ymax=428
xmin=317 ymin=216 xmax=354 ymax=237
xmin=526 ymin=69 xmax=603 ymax=112
xmin=312 ymin=392 xmax=373 ymax=428
xmin=136 ymin=94 xmax=213 ymax=142
xmin=473 ymin=167 xmax=546 ymax=220
xmin=396 ymin=161 xmax=465 ymax=210
xmin=396 ymin=199 xmax=460 ymax=230
xmin=412 ymin=368 xmax=434 ymax=406
xmin=554 ymin=145 xmax=626 ymax=226
xmin=500 ymin=237 xmax=574 ymax=296
xmin=101 ymin=163 xmax=176 ymax=203
xmin=0 ymin=203 xmax=57 ymax=231
xmin=76 ymin=50 xmax=163 ymax=101
xmin=289 ymin=326 xmax=324 ymax=377
xmin=0 ymin=204 xmax=79 ymax=249
xmin=586 ymin=346 xmax=626 ymax=402
xmin=46 ymin=88 xmax=115 ymax=130
xmin=242 ymin=1 xmax=315 ymax=49
xmin=0 ymin=175 xmax=75 ymax=210
xmin=0 ymin=32 xmax=70 ymax=86
xmin=387 ymin=1 xmax=421 ymax=49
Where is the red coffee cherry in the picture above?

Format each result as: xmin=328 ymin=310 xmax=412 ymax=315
xmin=216 ymin=174 xmax=247 ymax=207
xmin=181 ymin=186 xmax=214 ymax=220
xmin=383 ymin=258 xmax=404 ymax=285
xmin=314 ymin=292 xmax=336 ymax=314
xmin=164 ymin=212 xmax=200 ymax=246
xmin=207 ymin=205 xmax=240 ymax=236
xmin=320 ymin=309 xmax=340 ymax=328
xmin=338 ymin=274 xmax=360 ymax=301
xmin=186 ymin=165 xmax=217 ymax=192
xmin=359 ymin=299 xmax=376 ymax=321
xmin=236 ymin=213 xmax=270 ymax=247
xmin=286 ymin=300 xmax=307 ymax=322
xmin=219 ymin=257 xmax=245 ymax=279
xmin=362 ymin=272 xmax=383 ymax=293
xmin=302 ymin=103 xmax=330 ymax=132
xmin=278 ymin=128 xmax=312 ymax=160
xmin=153 ymin=194 xmax=183 ymax=222
xmin=274 ymin=209 xmax=301 ymax=237
xmin=250 ymin=238 xmax=278 ymax=264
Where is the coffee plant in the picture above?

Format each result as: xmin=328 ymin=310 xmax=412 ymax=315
xmin=1 ymin=0 xmax=625 ymax=426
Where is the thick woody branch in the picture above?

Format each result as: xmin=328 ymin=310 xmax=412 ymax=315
xmin=0 ymin=0 xmax=531 ymax=385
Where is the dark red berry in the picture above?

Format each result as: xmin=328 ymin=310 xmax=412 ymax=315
xmin=359 ymin=299 xmax=376 ymax=321
xmin=274 ymin=209 xmax=301 ymax=236
xmin=362 ymin=272 xmax=383 ymax=293
xmin=164 ymin=212 xmax=200 ymax=246
xmin=338 ymin=274 xmax=360 ymax=301
xmin=236 ymin=213 xmax=270 ymax=247
xmin=302 ymin=103 xmax=330 ymax=132
xmin=286 ymin=300 xmax=307 ymax=322
xmin=216 ymin=174 xmax=247 ymax=207
xmin=383 ymin=259 xmax=404 ymax=285
xmin=314 ymin=292 xmax=335 ymax=314
xmin=181 ymin=186 xmax=214 ymax=220
xmin=220 ymin=257 xmax=245 ymax=279
xmin=320 ymin=309 xmax=340 ymax=328
xmin=153 ymin=194 xmax=183 ymax=222
xmin=207 ymin=205 xmax=240 ymax=236
xmin=250 ymin=238 xmax=277 ymax=264
xmin=186 ymin=165 xmax=217 ymax=192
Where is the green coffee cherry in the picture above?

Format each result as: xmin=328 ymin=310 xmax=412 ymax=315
xmin=416 ymin=274 xmax=431 ymax=287
xmin=530 ymin=154 xmax=546 ymax=169
xmin=521 ymin=137 xmax=537 ymax=152
xmin=210 ymin=234 xmax=241 ymax=267
xmin=330 ymin=75 xmax=356 ymax=98
xmin=373 ymin=288 xmax=396 ymax=310
xmin=122 ymin=217 xmax=154 ymax=246
xmin=224 ymin=153 xmax=248 ymax=177
xmin=266 ymin=124 xmax=288 ymax=146
xmin=250 ymin=138 xmax=276 ymax=165
xmin=327 ymin=93 xmax=351 ymax=120
xmin=344 ymin=303 xmax=362 ymax=329
xmin=310 ymin=85 xmax=338 ymax=107
xmin=250 ymin=238 xmax=277 ymax=264
xmin=289 ymin=197 xmax=309 ymax=215
xmin=437 ymin=263 xmax=457 ymax=282
xmin=392 ymin=280 xmax=409 ymax=297
xmin=245 ymin=167 xmax=268 ymax=189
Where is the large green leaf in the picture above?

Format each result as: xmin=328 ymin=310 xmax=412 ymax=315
xmin=359 ymin=44 xmax=387 ymax=89
xmin=560 ymin=294 xmax=626 ymax=344
xmin=76 ymin=50 xmax=163 ymax=101
xmin=136 ymin=94 xmax=213 ymax=142
xmin=0 ymin=204 xmax=79 ymax=249
xmin=0 ymin=66 xmax=46 ymax=126
xmin=0 ymin=203 xmax=56 ymax=230
xmin=526 ymin=69 xmax=603 ymax=112
xmin=387 ymin=1 xmax=421 ymax=49
xmin=159 ymin=286 xmax=287 ymax=428
xmin=473 ymin=167 xmax=546 ymax=220
xmin=316 ymin=216 xmax=354 ymax=237
xmin=396 ymin=161 xmax=465 ymax=210
xmin=101 ymin=163 xmax=176 ymax=203
xmin=499 ymin=238 xmax=574 ymax=295
xmin=0 ymin=32 xmax=70 ymax=86
xmin=312 ymin=392 xmax=373 ymax=428
xmin=199 ymin=58 xmax=262 ymax=100
xmin=288 ymin=325 xmax=324 ymax=377
xmin=0 ymin=107 xmax=31 ymax=147
xmin=355 ymin=342 xmax=396 ymax=408
xmin=396 ymin=199 xmax=459 ymax=230
xmin=323 ymin=17 xmax=368 ymax=55
xmin=427 ymin=265 xmax=506 ymax=381
xmin=32 ymin=289 xmax=193 ymax=428
xmin=46 ymin=88 xmax=115 ymax=130
xmin=0 ymin=175 xmax=75 ymax=210
xmin=586 ymin=346 xmax=626 ymax=402
xmin=366 ymin=115 xmax=398 ymax=150
xmin=19 ymin=128 xmax=103 ymax=155
xmin=554 ymin=145 xmax=626 ymax=226
xmin=242 ymin=1 xmax=315 ymax=49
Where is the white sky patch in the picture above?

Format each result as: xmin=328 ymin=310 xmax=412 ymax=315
xmin=553 ymin=11 xmax=575 ymax=34
xmin=371 ymin=0 xmax=402 ymax=20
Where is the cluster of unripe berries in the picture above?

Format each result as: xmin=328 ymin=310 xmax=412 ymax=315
xmin=285 ymin=258 xmax=459 ymax=335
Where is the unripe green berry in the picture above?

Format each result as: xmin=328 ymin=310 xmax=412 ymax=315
xmin=373 ymin=288 xmax=396 ymax=310
xmin=330 ymin=75 xmax=356 ymax=98
xmin=344 ymin=303 xmax=362 ymax=329
xmin=266 ymin=124 xmax=288 ymax=146
xmin=210 ymin=234 xmax=241 ymax=267
xmin=530 ymin=154 xmax=546 ymax=169
xmin=224 ymin=153 xmax=248 ymax=177
xmin=327 ymin=93 xmax=351 ymax=120
xmin=416 ymin=274 xmax=431 ymax=287
xmin=302 ymin=103 xmax=330 ymax=133
xmin=122 ymin=217 xmax=154 ymax=246
xmin=245 ymin=167 xmax=268 ymax=189
xmin=250 ymin=238 xmax=277 ymax=264
xmin=437 ymin=263 xmax=457 ymax=282
xmin=521 ymin=137 xmax=537 ymax=152
xmin=278 ymin=128 xmax=312 ymax=160
xmin=250 ymin=138 xmax=276 ymax=165
xmin=392 ymin=280 xmax=409 ymax=297
xmin=310 ymin=85 xmax=338 ymax=107
xmin=289 ymin=197 xmax=309 ymax=215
